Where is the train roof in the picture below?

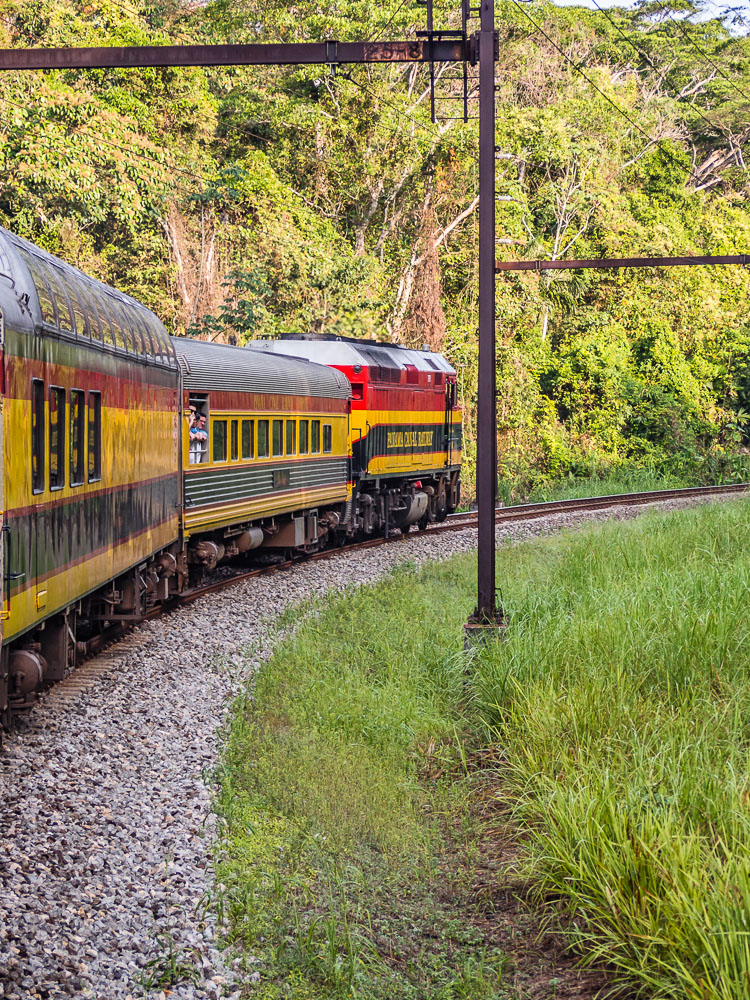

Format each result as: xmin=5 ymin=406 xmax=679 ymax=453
xmin=248 ymin=335 xmax=456 ymax=376
xmin=0 ymin=227 xmax=176 ymax=369
xmin=172 ymin=336 xmax=352 ymax=399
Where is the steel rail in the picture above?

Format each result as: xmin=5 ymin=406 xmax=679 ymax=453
xmin=25 ymin=481 xmax=749 ymax=719
xmin=181 ymin=482 xmax=750 ymax=600
xmin=447 ymin=481 xmax=750 ymax=524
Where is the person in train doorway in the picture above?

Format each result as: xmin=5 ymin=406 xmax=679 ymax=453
xmin=189 ymin=411 xmax=208 ymax=464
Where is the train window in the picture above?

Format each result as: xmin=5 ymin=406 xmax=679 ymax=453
xmin=43 ymin=264 xmax=75 ymax=334
xmin=286 ymin=420 xmax=296 ymax=456
xmin=149 ymin=316 xmax=172 ymax=365
xmin=311 ymin=420 xmax=320 ymax=454
xmin=91 ymin=289 xmax=117 ymax=349
xmin=299 ymin=420 xmax=309 ymax=455
xmin=133 ymin=311 xmax=154 ymax=356
xmin=323 ymin=424 xmax=332 ymax=454
xmin=67 ymin=286 xmax=88 ymax=340
xmin=112 ymin=300 xmax=138 ymax=353
xmin=258 ymin=420 xmax=269 ymax=458
xmin=272 ymin=420 xmax=283 ymax=457
xmin=241 ymin=420 xmax=254 ymax=459
xmin=49 ymin=387 xmax=66 ymax=490
xmin=70 ymin=390 xmax=85 ymax=486
xmin=88 ymin=392 xmax=102 ymax=482
xmin=17 ymin=247 xmax=57 ymax=326
xmin=105 ymin=296 xmax=128 ymax=351
xmin=31 ymin=379 xmax=45 ymax=494
xmin=78 ymin=283 xmax=102 ymax=342
xmin=131 ymin=313 xmax=149 ymax=356
xmin=231 ymin=420 xmax=239 ymax=461
xmin=213 ymin=419 xmax=227 ymax=462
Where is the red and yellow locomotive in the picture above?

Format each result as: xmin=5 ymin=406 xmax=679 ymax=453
xmin=254 ymin=335 xmax=461 ymax=535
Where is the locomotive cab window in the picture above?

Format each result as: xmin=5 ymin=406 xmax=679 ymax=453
xmin=286 ymin=420 xmax=296 ymax=456
xmin=213 ymin=419 xmax=227 ymax=463
xmin=87 ymin=391 xmax=101 ymax=482
xmin=258 ymin=420 xmax=269 ymax=458
xmin=323 ymin=424 xmax=332 ymax=454
xmin=242 ymin=419 xmax=254 ymax=459
xmin=231 ymin=420 xmax=239 ymax=461
xmin=311 ymin=420 xmax=321 ymax=454
xmin=70 ymin=390 xmax=85 ymax=486
xmin=272 ymin=419 xmax=283 ymax=457
xmin=49 ymin=387 xmax=65 ymax=490
xmin=31 ymin=379 xmax=45 ymax=494
xmin=299 ymin=420 xmax=309 ymax=455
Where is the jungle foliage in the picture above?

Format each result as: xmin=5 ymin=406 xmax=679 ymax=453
xmin=2 ymin=0 xmax=750 ymax=495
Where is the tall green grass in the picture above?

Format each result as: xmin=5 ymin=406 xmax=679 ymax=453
xmin=477 ymin=499 xmax=750 ymax=998
xmin=215 ymin=498 xmax=750 ymax=998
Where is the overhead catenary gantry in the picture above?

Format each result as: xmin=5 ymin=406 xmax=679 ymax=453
xmin=0 ymin=0 xmax=505 ymax=637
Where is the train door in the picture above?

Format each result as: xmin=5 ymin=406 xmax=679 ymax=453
xmin=28 ymin=378 xmax=47 ymax=619
xmin=444 ymin=378 xmax=456 ymax=467
xmin=0 ymin=308 xmax=4 ymax=706
xmin=0 ymin=308 xmax=4 ymax=626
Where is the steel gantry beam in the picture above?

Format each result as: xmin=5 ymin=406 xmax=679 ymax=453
xmin=0 ymin=39 xmax=468 ymax=71
xmin=496 ymin=253 xmax=750 ymax=271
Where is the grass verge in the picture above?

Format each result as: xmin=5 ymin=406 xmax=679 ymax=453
xmin=214 ymin=498 xmax=750 ymax=999
xmin=212 ymin=566 xmax=515 ymax=998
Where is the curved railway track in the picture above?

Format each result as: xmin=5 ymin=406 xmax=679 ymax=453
xmin=28 ymin=481 xmax=750 ymax=717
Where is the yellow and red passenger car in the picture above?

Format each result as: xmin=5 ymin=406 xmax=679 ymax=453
xmin=0 ymin=228 xmax=180 ymax=720
xmin=173 ymin=338 xmax=351 ymax=563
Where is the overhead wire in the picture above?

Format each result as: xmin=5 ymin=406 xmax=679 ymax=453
xmin=0 ymin=6 xmax=211 ymax=186
xmin=368 ymin=0 xmax=413 ymax=42
xmin=587 ymin=0 xmax=732 ymax=140
xmin=341 ymin=70 xmax=445 ymax=140
xmin=0 ymin=86 xmax=205 ymax=186
xmin=649 ymin=0 xmax=750 ymax=105
xmin=509 ymin=0 xmax=704 ymax=184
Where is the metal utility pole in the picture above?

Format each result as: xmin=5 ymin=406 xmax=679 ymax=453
xmin=466 ymin=0 xmax=505 ymax=642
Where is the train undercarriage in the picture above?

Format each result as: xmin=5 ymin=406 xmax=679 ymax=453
xmin=0 ymin=470 xmax=460 ymax=728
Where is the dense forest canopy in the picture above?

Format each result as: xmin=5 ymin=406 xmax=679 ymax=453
xmin=1 ymin=0 xmax=750 ymax=496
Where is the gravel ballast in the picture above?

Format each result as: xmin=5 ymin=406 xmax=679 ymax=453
xmin=0 ymin=495 xmax=743 ymax=999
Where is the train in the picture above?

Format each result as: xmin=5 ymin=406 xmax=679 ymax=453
xmin=0 ymin=227 xmax=462 ymax=725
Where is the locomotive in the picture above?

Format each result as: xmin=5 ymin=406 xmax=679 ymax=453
xmin=0 ymin=227 xmax=462 ymax=725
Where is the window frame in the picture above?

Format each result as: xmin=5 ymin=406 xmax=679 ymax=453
xmin=69 ymin=389 xmax=85 ymax=487
xmin=311 ymin=419 xmax=321 ymax=454
xmin=241 ymin=419 xmax=254 ymax=460
xmin=299 ymin=419 xmax=309 ymax=455
xmin=272 ymin=419 xmax=283 ymax=457
xmin=49 ymin=385 xmax=66 ymax=491
xmin=31 ymin=378 xmax=45 ymax=494
xmin=212 ymin=418 xmax=228 ymax=463
xmin=87 ymin=390 xmax=102 ymax=483
xmin=286 ymin=420 xmax=296 ymax=456
xmin=323 ymin=424 xmax=332 ymax=454
xmin=231 ymin=419 xmax=239 ymax=461
xmin=257 ymin=419 xmax=269 ymax=458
